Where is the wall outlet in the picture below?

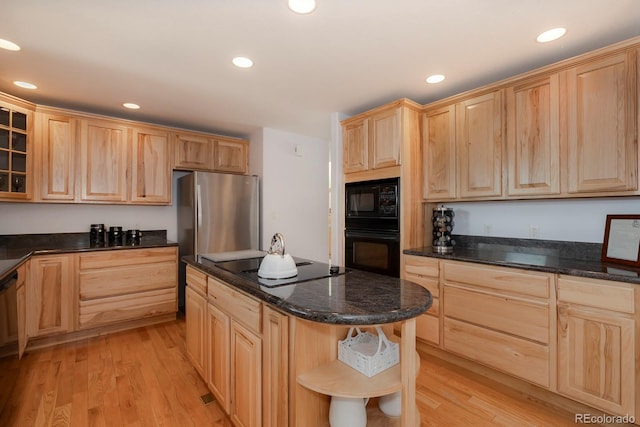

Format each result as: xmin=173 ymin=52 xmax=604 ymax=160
xmin=529 ymin=225 xmax=539 ymax=238
xmin=484 ymin=224 xmax=492 ymax=235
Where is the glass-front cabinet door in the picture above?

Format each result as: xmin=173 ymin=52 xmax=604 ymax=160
xmin=0 ymin=99 xmax=33 ymax=200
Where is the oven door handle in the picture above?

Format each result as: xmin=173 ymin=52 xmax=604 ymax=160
xmin=345 ymin=230 xmax=400 ymax=241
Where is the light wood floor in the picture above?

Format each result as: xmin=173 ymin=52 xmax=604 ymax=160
xmin=0 ymin=317 xmax=611 ymax=427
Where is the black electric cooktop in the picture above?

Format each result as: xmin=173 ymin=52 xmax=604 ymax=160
xmin=213 ymin=257 xmax=350 ymax=288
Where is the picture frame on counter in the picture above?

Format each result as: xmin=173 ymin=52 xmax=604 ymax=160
xmin=601 ymin=214 xmax=640 ymax=267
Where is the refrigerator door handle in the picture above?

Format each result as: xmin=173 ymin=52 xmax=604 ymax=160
xmin=197 ymin=184 xmax=203 ymax=228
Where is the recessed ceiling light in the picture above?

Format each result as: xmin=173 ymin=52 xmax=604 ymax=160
xmin=232 ymin=56 xmax=254 ymax=68
xmin=426 ymin=74 xmax=445 ymax=84
xmin=0 ymin=39 xmax=20 ymax=51
xmin=13 ymin=81 xmax=37 ymax=90
xmin=123 ymin=103 xmax=140 ymax=110
xmin=288 ymin=0 xmax=316 ymax=14
xmin=536 ymin=28 xmax=567 ymax=43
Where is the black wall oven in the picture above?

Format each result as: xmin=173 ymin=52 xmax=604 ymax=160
xmin=344 ymin=178 xmax=400 ymax=277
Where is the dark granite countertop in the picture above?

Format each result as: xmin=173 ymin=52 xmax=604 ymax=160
xmin=0 ymin=231 xmax=177 ymax=281
xmin=405 ymin=235 xmax=640 ymax=285
xmin=183 ymin=255 xmax=433 ymax=326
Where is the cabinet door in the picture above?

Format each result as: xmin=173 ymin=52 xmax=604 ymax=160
xmin=28 ymin=255 xmax=73 ymax=337
xmin=0 ymin=277 xmax=18 ymax=348
xmin=37 ymin=112 xmax=77 ymax=201
xmin=0 ymin=100 xmax=33 ymax=200
xmin=423 ymin=105 xmax=456 ymax=200
xmin=456 ymin=91 xmax=504 ymax=198
xmin=174 ymin=133 xmax=214 ymax=170
xmin=17 ymin=263 xmax=27 ymax=359
xmin=262 ymin=306 xmax=288 ymax=427
xmin=370 ymin=107 xmax=401 ymax=169
xmin=207 ymin=302 xmax=231 ymax=413
xmin=80 ymin=119 xmax=128 ymax=202
xmin=557 ymin=303 xmax=635 ymax=416
xmin=185 ymin=286 xmax=207 ymax=378
xmin=342 ymin=118 xmax=368 ymax=173
xmin=566 ymin=51 xmax=637 ymax=193
xmin=130 ymin=127 xmax=171 ymax=204
xmin=506 ymin=75 xmax=560 ymax=196
xmin=214 ymin=139 xmax=248 ymax=174
xmin=230 ymin=320 xmax=262 ymax=427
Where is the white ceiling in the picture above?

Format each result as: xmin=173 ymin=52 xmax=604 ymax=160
xmin=1 ymin=1 xmax=639 ymax=140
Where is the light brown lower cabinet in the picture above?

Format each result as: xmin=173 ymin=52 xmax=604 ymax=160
xmin=441 ymin=261 xmax=554 ymax=388
xmin=28 ymin=254 xmax=74 ymax=337
xmin=185 ymin=285 xmax=207 ymax=378
xmin=16 ymin=263 xmax=27 ymax=358
xmin=206 ymin=276 xmax=263 ymax=427
xmin=186 ymin=266 xmax=208 ymax=379
xmin=207 ymin=302 xmax=231 ymax=413
xmin=262 ymin=306 xmax=288 ymax=427
xmin=402 ymin=254 xmax=440 ymax=345
xmin=77 ymin=248 xmax=177 ymax=329
xmin=411 ymin=257 xmax=640 ymax=420
xmin=557 ymin=275 xmax=637 ymax=418
xmin=230 ymin=320 xmax=262 ymax=427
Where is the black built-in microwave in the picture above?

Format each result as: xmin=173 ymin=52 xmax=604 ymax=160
xmin=345 ymin=177 xmax=399 ymax=231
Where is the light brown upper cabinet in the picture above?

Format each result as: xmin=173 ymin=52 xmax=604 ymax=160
xmin=342 ymin=103 xmax=404 ymax=175
xmin=506 ymin=75 xmax=560 ymax=197
xmin=213 ymin=138 xmax=249 ymax=175
xmin=35 ymin=111 xmax=172 ymax=205
xmin=564 ymin=50 xmax=637 ymax=194
xmin=131 ymin=126 xmax=172 ymax=203
xmin=456 ymin=90 xmax=504 ymax=199
xmin=422 ymin=39 xmax=639 ymax=203
xmin=80 ymin=118 xmax=128 ymax=202
xmin=174 ymin=132 xmax=249 ymax=175
xmin=174 ymin=132 xmax=215 ymax=171
xmin=36 ymin=111 xmax=77 ymax=201
xmin=342 ymin=117 xmax=368 ymax=174
xmin=0 ymin=95 xmax=34 ymax=201
xmin=423 ymin=90 xmax=505 ymax=202
xmin=422 ymin=105 xmax=456 ymax=200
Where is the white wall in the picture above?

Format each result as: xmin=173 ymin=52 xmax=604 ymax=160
xmin=251 ymin=128 xmax=330 ymax=262
xmin=0 ymin=172 xmax=189 ymax=241
xmin=0 ymin=202 xmax=178 ymax=239
xmin=443 ymin=197 xmax=640 ymax=243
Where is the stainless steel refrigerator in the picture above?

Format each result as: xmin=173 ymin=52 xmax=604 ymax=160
xmin=177 ymin=172 xmax=260 ymax=308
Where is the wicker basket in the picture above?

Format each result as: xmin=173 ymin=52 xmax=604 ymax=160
xmin=338 ymin=326 xmax=399 ymax=378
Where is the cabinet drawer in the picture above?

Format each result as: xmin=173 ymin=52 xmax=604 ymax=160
xmin=444 ymin=285 xmax=549 ymax=344
xmin=79 ymin=261 xmax=176 ymax=300
xmin=444 ymin=318 xmax=550 ymax=388
xmin=78 ymin=288 xmax=176 ymax=329
xmin=426 ymin=295 xmax=439 ymax=317
xmin=208 ymin=277 xmax=261 ymax=334
xmin=404 ymin=255 xmax=439 ymax=297
xmin=79 ymin=247 xmax=177 ymax=270
xmin=186 ymin=266 xmax=207 ymax=296
xmin=443 ymin=261 xmax=551 ymax=299
xmin=416 ymin=312 xmax=439 ymax=345
xmin=404 ymin=255 xmax=439 ymax=277
xmin=557 ymin=275 xmax=635 ymax=314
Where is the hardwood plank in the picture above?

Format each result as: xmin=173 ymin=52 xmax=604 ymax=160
xmin=0 ymin=316 xmax=623 ymax=427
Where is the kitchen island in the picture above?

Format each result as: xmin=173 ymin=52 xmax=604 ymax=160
xmin=182 ymin=254 xmax=433 ymax=427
